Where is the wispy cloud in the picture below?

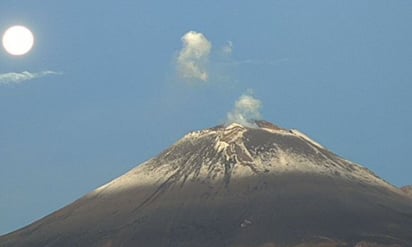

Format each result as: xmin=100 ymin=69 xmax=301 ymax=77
xmin=227 ymin=91 xmax=262 ymax=127
xmin=222 ymin=41 xmax=233 ymax=55
xmin=0 ymin=71 xmax=61 ymax=85
xmin=221 ymin=57 xmax=290 ymax=66
xmin=176 ymin=31 xmax=211 ymax=82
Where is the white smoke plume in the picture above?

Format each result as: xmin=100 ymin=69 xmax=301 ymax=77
xmin=0 ymin=71 xmax=61 ymax=85
xmin=177 ymin=31 xmax=211 ymax=82
xmin=227 ymin=92 xmax=262 ymax=127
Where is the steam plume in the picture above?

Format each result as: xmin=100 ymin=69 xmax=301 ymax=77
xmin=177 ymin=31 xmax=211 ymax=82
xmin=227 ymin=92 xmax=262 ymax=127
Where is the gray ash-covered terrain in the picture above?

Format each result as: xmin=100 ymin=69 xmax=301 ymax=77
xmin=1 ymin=121 xmax=412 ymax=247
xmin=402 ymin=186 xmax=412 ymax=197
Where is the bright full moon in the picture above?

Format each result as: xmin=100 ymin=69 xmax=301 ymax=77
xmin=2 ymin=25 xmax=34 ymax=56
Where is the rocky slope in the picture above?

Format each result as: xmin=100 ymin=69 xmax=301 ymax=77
xmin=401 ymin=185 xmax=412 ymax=197
xmin=1 ymin=121 xmax=412 ymax=247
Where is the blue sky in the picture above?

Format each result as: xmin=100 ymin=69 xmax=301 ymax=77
xmin=1 ymin=1 xmax=411 ymax=235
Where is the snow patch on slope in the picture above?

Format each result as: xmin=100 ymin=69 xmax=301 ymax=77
xmin=91 ymin=160 xmax=159 ymax=196
xmin=290 ymin=129 xmax=325 ymax=149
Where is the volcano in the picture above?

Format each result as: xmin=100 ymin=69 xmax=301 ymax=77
xmin=1 ymin=121 xmax=412 ymax=247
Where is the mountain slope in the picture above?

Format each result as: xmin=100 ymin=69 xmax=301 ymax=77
xmin=402 ymin=185 xmax=412 ymax=197
xmin=1 ymin=121 xmax=412 ymax=247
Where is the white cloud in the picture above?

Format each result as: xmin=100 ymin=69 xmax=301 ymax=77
xmin=227 ymin=92 xmax=262 ymax=127
xmin=177 ymin=31 xmax=211 ymax=82
xmin=0 ymin=71 xmax=61 ymax=85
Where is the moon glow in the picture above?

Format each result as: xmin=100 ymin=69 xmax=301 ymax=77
xmin=2 ymin=26 xmax=34 ymax=56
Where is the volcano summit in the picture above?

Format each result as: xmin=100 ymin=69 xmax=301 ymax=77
xmin=1 ymin=121 xmax=412 ymax=246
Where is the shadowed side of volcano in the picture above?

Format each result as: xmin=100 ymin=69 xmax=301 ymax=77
xmin=2 ymin=174 xmax=412 ymax=247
